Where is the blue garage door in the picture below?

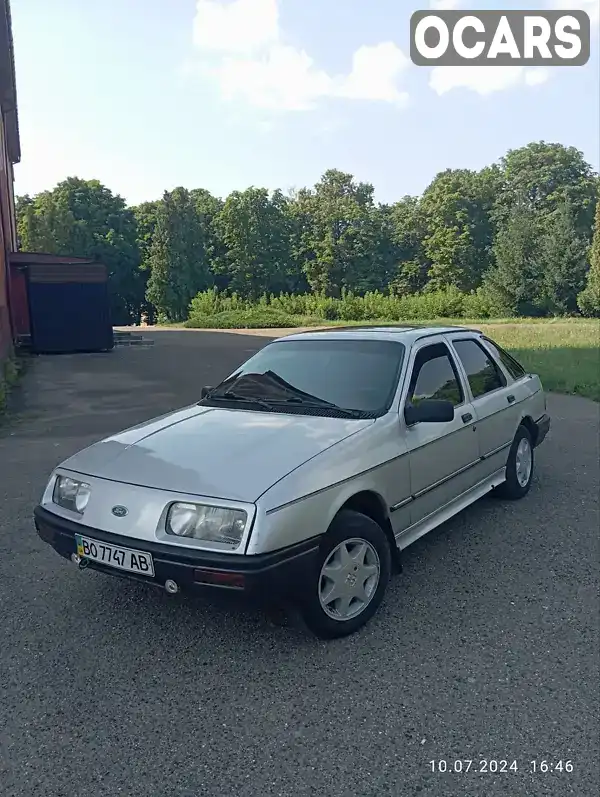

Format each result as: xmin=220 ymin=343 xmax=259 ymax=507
xmin=27 ymin=263 xmax=114 ymax=354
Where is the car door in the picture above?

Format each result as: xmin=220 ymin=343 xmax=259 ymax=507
xmin=401 ymin=338 xmax=481 ymax=526
xmin=448 ymin=336 xmax=522 ymax=479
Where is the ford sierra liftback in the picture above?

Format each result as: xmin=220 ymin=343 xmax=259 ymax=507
xmin=35 ymin=326 xmax=550 ymax=638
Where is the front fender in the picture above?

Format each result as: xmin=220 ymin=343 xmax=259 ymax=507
xmin=247 ymin=474 xmax=392 ymax=556
xmin=246 ymin=415 xmax=410 ymax=555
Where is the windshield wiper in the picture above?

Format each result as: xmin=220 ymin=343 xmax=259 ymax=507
xmin=203 ymin=372 xmax=364 ymax=417
xmin=205 ymin=390 xmax=362 ymax=417
xmin=262 ymin=395 xmax=364 ymax=418
xmin=204 ymin=390 xmax=272 ymax=411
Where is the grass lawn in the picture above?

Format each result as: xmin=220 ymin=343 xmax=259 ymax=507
xmin=339 ymin=318 xmax=599 ymax=401
xmin=334 ymin=319 xmax=599 ymax=401
xmin=471 ymin=320 xmax=599 ymax=402
xmin=152 ymin=317 xmax=600 ymax=402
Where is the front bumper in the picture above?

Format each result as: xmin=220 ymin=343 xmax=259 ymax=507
xmin=34 ymin=505 xmax=319 ymax=600
xmin=534 ymin=413 xmax=551 ymax=447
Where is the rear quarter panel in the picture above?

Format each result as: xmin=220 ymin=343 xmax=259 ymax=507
xmin=474 ymin=372 xmax=545 ymax=478
xmin=516 ymin=373 xmax=546 ymax=426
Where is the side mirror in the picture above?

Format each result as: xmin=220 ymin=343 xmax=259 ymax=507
xmin=404 ymin=399 xmax=454 ymax=426
xmin=201 ymin=386 xmax=214 ymax=399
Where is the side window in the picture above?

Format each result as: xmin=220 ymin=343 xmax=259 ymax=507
xmin=482 ymin=337 xmax=526 ymax=380
xmin=452 ymin=339 xmax=507 ymax=399
xmin=408 ymin=343 xmax=464 ymax=408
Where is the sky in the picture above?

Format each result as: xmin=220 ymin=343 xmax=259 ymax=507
xmin=10 ymin=0 xmax=600 ymax=207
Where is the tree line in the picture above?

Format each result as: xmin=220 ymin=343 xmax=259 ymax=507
xmin=15 ymin=140 xmax=600 ymax=324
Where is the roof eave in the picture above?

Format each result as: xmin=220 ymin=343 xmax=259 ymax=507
xmin=0 ymin=0 xmax=21 ymax=164
xmin=4 ymin=106 xmax=20 ymax=163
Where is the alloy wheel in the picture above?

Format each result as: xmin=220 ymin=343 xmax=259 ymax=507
xmin=318 ymin=538 xmax=381 ymax=621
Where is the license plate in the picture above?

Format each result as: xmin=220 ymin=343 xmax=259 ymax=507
xmin=75 ymin=535 xmax=155 ymax=577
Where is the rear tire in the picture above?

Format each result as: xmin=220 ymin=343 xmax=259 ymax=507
xmin=299 ymin=510 xmax=392 ymax=640
xmin=495 ymin=425 xmax=534 ymax=500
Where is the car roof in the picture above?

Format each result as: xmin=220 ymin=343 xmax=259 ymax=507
xmin=278 ymin=325 xmax=483 ymax=346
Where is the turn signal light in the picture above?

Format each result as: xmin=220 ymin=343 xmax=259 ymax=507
xmin=193 ymin=569 xmax=246 ymax=589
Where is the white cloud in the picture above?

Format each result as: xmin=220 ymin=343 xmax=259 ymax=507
xmin=339 ymin=43 xmax=411 ymax=106
xmin=217 ymin=45 xmax=335 ymax=111
xmin=548 ymin=0 xmax=599 ymax=27
xmin=429 ymin=0 xmax=599 ymax=25
xmin=191 ymin=0 xmax=411 ymax=111
xmin=524 ymin=67 xmax=551 ymax=86
xmin=430 ymin=0 xmax=462 ymax=9
xmin=192 ymin=0 xmax=279 ymax=55
xmin=429 ymin=65 xmax=550 ymax=96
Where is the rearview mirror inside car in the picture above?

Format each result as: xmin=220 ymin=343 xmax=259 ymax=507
xmin=404 ymin=399 xmax=454 ymax=426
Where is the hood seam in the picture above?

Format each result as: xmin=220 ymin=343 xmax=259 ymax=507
xmin=253 ymin=420 xmax=376 ymax=505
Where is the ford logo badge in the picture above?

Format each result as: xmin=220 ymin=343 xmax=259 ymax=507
xmin=111 ymin=505 xmax=128 ymax=518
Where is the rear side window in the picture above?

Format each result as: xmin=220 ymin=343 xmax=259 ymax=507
xmin=408 ymin=342 xmax=464 ymax=407
xmin=483 ymin=337 xmax=526 ymax=380
xmin=452 ymin=339 xmax=507 ymax=399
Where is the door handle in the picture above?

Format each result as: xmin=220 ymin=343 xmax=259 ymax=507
xmin=507 ymin=394 xmax=516 ymax=404
xmin=462 ymin=413 xmax=473 ymax=424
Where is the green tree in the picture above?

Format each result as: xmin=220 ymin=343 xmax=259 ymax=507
xmin=276 ymin=190 xmax=310 ymax=294
xmin=191 ymin=189 xmax=227 ymax=288
xmin=133 ymin=200 xmax=160 ymax=323
xmin=578 ymin=200 xmax=600 ymax=317
xmin=496 ymin=141 xmax=598 ymax=241
xmin=294 ymin=170 xmax=381 ymax=297
xmin=484 ymin=195 xmax=545 ymax=316
xmin=420 ymin=166 xmax=500 ymax=292
xmin=212 ymin=187 xmax=293 ymax=299
xmin=370 ymin=204 xmax=402 ymax=293
xmin=287 ymin=186 xmax=319 ymax=293
xmin=17 ymin=190 xmax=74 ymax=253
xmin=14 ymin=141 xmax=598 ymax=323
xmin=15 ymin=194 xmax=34 ymax=249
xmin=146 ymin=187 xmax=211 ymax=321
xmin=388 ymin=196 xmax=429 ymax=295
xmin=17 ymin=177 xmax=143 ymax=324
xmin=133 ymin=201 xmax=160 ymax=267
xmin=539 ymin=199 xmax=589 ymax=315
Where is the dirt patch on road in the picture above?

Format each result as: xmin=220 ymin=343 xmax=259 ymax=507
xmin=197 ymin=326 xmax=331 ymax=337
xmin=115 ymin=325 xmax=331 ymax=337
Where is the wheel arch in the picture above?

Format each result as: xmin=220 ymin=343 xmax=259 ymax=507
xmin=334 ymin=490 xmax=402 ymax=573
xmin=518 ymin=413 xmax=538 ymax=445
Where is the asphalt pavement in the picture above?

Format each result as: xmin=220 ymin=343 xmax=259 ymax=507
xmin=0 ymin=329 xmax=598 ymax=797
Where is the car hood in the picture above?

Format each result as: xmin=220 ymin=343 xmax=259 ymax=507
xmin=58 ymin=405 xmax=373 ymax=503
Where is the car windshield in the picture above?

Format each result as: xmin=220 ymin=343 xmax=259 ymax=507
xmin=203 ymin=338 xmax=406 ymax=417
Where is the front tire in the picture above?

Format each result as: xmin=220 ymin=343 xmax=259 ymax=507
xmin=299 ymin=510 xmax=392 ymax=640
xmin=496 ymin=425 xmax=534 ymax=500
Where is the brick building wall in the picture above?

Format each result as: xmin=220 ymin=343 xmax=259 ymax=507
xmin=0 ymin=0 xmax=20 ymax=362
xmin=0 ymin=111 xmax=15 ymax=361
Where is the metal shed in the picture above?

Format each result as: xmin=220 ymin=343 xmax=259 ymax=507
xmin=9 ymin=252 xmax=114 ymax=354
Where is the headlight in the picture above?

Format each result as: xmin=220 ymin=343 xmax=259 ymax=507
xmin=53 ymin=476 xmax=92 ymax=514
xmin=166 ymin=503 xmax=247 ymax=547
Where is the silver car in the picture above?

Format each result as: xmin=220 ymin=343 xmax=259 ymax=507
xmin=35 ymin=326 xmax=550 ymax=638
